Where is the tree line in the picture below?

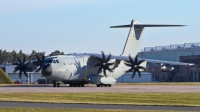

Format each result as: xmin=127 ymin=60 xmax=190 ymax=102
xmin=0 ymin=49 xmax=64 ymax=64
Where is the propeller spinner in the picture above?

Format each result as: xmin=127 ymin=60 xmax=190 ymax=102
xmin=124 ymin=54 xmax=145 ymax=78
xmin=94 ymin=51 xmax=114 ymax=77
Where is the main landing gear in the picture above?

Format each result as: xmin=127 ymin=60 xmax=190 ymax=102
xmin=96 ymin=84 xmax=111 ymax=87
xmin=69 ymin=83 xmax=85 ymax=87
xmin=53 ymin=81 xmax=60 ymax=87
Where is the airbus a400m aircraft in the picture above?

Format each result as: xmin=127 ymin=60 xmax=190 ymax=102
xmin=13 ymin=20 xmax=193 ymax=87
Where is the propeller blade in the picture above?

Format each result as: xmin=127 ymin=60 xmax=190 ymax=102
xmin=128 ymin=55 xmax=135 ymax=65
xmin=101 ymin=51 xmax=106 ymax=62
xmin=97 ymin=66 xmax=103 ymax=74
xmin=106 ymin=66 xmax=114 ymax=72
xmin=97 ymin=58 xmax=103 ymax=64
xmin=137 ymin=69 xmax=141 ymax=78
xmin=36 ymin=55 xmax=42 ymax=62
xmin=94 ymin=51 xmax=115 ymax=77
xmin=17 ymin=57 xmax=22 ymax=65
xmin=131 ymin=70 xmax=136 ymax=78
xmin=19 ymin=70 xmax=22 ymax=78
xmin=35 ymin=53 xmax=45 ymax=73
xmin=103 ymin=69 xmax=107 ymax=77
xmin=137 ymin=66 xmax=145 ymax=70
xmin=134 ymin=54 xmax=139 ymax=64
xmin=105 ymin=53 xmax=111 ymax=63
xmin=124 ymin=62 xmax=133 ymax=67
xmin=42 ymin=53 xmax=45 ymax=61
xmin=24 ymin=62 xmax=30 ymax=66
xmin=35 ymin=66 xmax=42 ymax=72
xmin=106 ymin=62 xmax=114 ymax=66
xmin=14 ymin=69 xmax=18 ymax=73
xmin=23 ymin=55 xmax=26 ymax=64
xmin=125 ymin=54 xmax=145 ymax=79
xmin=23 ymin=69 xmax=28 ymax=77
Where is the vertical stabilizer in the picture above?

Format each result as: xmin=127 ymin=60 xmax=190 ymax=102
xmin=110 ymin=20 xmax=145 ymax=56
xmin=110 ymin=20 xmax=185 ymax=56
xmin=122 ymin=20 xmax=144 ymax=56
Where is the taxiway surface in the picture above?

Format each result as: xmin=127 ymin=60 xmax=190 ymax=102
xmin=0 ymin=85 xmax=200 ymax=92
xmin=0 ymin=102 xmax=200 ymax=111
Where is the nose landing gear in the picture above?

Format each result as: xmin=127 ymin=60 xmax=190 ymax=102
xmin=53 ymin=81 xmax=60 ymax=87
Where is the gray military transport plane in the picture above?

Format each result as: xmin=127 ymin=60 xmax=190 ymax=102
xmin=13 ymin=20 xmax=193 ymax=87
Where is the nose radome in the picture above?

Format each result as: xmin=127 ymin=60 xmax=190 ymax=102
xmin=42 ymin=63 xmax=52 ymax=76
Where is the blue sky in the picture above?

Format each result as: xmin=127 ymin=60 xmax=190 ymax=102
xmin=0 ymin=0 xmax=200 ymax=55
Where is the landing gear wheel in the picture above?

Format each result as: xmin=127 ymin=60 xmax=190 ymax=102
xmin=53 ymin=82 xmax=60 ymax=87
xmin=100 ymin=84 xmax=103 ymax=87
xmin=53 ymin=82 xmax=56 ymax=87
xmin=96 ymin=84 xmax=100 ymax=87
xmin=70 ymin=84 xmax=73 ymax=87
xmin=81 ymin=84 xmax=84 ymax=87
xmin=57 ymin=83 xmax=60 ymax=87
xmin=104 ymin=84 xmax=107 ymax=87
xmin=108 ymin=84 xmax=111 ymax=87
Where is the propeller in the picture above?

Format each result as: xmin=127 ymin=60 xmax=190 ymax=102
xmin=94 ymin=51 xmax=114 ymax=77
xmin=35 ymin=53 xmax=45 ymax=72
xmin=124 ymin=54 xmax=145 ymax=78
xmin=12 ymin=55 xmax=30 ymax=78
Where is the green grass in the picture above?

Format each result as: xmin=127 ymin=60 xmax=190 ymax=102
xmin=0 ymin=108 xmax=189 ymax=112
xmin=0 ymin=93 xmax=200 ymax=107
xmin=0 ymin=68 xmax=13 ymax=84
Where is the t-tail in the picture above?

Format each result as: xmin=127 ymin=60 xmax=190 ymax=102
xmin=110 ymin=20 xmax=185 ymax=56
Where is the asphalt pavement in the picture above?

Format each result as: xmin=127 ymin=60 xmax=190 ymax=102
xmin=0 ymin=102 xmax=200 ymax=111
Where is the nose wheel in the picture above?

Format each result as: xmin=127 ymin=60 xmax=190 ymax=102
xmin=53 ymin=81 xmax=60 ymax=87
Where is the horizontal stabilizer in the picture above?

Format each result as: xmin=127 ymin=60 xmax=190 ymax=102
xmin=110 ymin=24 xmax=186 ymax=28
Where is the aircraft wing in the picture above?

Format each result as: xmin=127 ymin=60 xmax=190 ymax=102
xmin=88 ymin=53 xmax=194 ymax=66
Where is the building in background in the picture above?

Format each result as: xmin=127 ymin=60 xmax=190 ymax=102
xmin=5 ymin=65 xmax=46 ymax=84
xmin=116 ymin=72 xmax=152 ymax=83
xmin=139 ymin=42 xmax=200 ymax=82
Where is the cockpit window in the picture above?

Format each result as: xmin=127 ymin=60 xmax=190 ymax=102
xmin=56 ymin=60 xmax=59 ymax=63
xmin=53 ymin=60 xmax=56 ymax=63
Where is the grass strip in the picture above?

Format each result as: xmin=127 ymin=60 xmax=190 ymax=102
xmin=0 ymin=93 xmax=200 ymax=107
xmin=0 ymin=108 xmax=187 ymax=112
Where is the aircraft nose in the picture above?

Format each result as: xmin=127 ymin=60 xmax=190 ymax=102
xmin=42 ymin=63 xmax=52 ymax=76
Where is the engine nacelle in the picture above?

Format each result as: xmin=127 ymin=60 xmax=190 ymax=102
xmin=86 ymin=75 xmax=116 ymax=84
xmin=161 ymin=65 xmax=174 ymax=72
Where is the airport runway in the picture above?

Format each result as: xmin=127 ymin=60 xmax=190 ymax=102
xmin=0 ymin=85 xmax=200 ymax=92
xmin=0 ymin=102 xmax=200 ymax=111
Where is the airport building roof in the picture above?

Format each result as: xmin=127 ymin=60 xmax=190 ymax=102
xmin=141 ymin=42 xmax=200 ymax=52
xmin=139 ymin=42 xmax=200 ymax=62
